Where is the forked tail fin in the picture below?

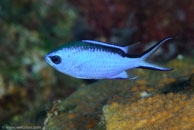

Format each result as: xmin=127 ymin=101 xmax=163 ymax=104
xmin=139 ymin=36 xmax=174 ymax=71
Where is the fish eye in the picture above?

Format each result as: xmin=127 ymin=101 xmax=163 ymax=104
xmin=49 ymin=55 xmax=61 ymax=64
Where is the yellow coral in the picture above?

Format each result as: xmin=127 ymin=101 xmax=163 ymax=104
xmin=103 ymin=93 xmax=194 ymax=130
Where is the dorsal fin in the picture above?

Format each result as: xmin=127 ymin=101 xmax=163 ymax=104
xmin=127 ymin=42 xmax=141 ymax=54
xmin=82 ymin=40 xmax=129 ymax=53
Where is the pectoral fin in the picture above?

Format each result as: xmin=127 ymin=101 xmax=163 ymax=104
xmin=108 ymin=71 xmax=138 ymax=79
xmin=72 ymin=57 xmax=95 ymax=72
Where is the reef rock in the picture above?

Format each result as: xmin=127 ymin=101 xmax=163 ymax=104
xmin=104 ymin=92 xmax=194 ymax=130
xmin=43 ymin=57 xmax=194 ymax=130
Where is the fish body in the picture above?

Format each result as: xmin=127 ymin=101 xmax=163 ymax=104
xmin=45 ymin=37 xmax=173 ymax=79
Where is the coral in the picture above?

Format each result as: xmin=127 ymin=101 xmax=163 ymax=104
xmin=103 ymin=93 xmax=194 ymax=130
xmin=0 ymin=0 xmax=84 ymax=125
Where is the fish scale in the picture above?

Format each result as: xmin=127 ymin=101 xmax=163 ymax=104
xmin=59 ymin=47 xmax=138 ymax=79
xmin=69 ymin=49 xmax=130 ymax=78
xmin=45 ymin=37 xmax=174 ymax=79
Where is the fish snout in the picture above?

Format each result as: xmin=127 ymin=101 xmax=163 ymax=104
xmin=45 ymin=54 xmax=52 ymax=65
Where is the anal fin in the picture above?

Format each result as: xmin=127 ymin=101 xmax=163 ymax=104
xmin=108 ymin=71 xmax=138 ymax=79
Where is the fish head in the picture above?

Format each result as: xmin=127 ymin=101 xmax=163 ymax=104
xmin=45 ymin=49 xmax=69 ymax=73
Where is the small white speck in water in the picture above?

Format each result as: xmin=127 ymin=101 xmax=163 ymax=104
xmin=140 ymin=91 xmax=152 ymax=98
xmin=177 ymin=54 xmax=184 ymax=60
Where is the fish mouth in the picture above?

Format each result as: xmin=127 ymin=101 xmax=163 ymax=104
xmin=45 ymin=55 xmax=51 ymax=65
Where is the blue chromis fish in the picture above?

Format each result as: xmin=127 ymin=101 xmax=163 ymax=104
xmin=45 ymin=37 xmax=174 ymax=79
